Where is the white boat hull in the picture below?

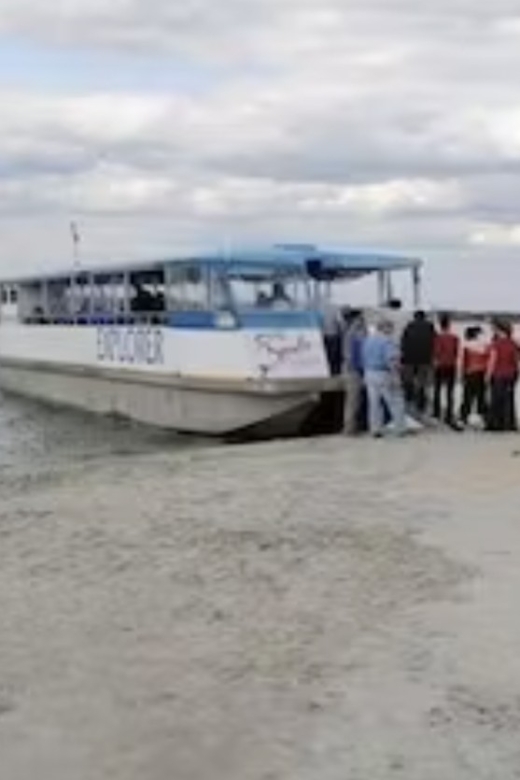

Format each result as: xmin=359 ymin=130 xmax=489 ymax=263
xmin=0 ymin=323 xmax=338 ymax=437
xmin=0 ymin=357 xmax=342 ymax=437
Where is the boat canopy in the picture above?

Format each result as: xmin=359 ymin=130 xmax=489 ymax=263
xmin=0 ymin=244 xmax=421 ymax=286
xmin=197 ymin=245 xmax=421 ymax=282
xmin=1 ymin=243 xmax=423 ymax=325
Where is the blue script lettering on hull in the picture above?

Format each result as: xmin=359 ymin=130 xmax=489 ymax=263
xmin=96 ymin=326 xmax=165 ymax=366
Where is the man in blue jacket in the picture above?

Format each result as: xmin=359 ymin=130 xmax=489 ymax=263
xmin=363 ymin=318 xmax=406 ymax=437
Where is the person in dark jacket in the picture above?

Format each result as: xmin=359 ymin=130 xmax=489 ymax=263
xmin=401 ymin=310 xmax=436 ymax=414
xmin=342 ymin=309 xmax=366 ymax=434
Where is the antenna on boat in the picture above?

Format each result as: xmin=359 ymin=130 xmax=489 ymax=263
xmin=70 ymin=221 xmax=80 ymax=271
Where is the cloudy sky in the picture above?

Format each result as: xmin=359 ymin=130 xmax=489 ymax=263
xmin=1 ymin=0 xmax=520 ymax=307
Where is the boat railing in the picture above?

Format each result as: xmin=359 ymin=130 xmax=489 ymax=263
xmin=23 ymin=311 xmax=170 ymax=327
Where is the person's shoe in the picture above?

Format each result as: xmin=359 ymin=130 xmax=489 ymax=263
xmin=405 ymin=415 xmax=424 ymax=432
xmin=447 ymin=420 xmax=464 ymax=432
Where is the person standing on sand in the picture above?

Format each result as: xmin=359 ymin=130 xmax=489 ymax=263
xmin=433 ymin=313 xmax=460 ymax=429
xmin=384 ymin=298 xmax=409 ymax=342
xmin=342 ymin=309 xmax=366 ymax=435
xmin=459 ymin=326 xmax=489 ymax=426
xmin=362 ymin=318 xmax=406 ymax=438
xmin=486 ymin=319 xmax=519 ymax=432
xmin=320 ymin=298 xmax=344 ymax=376
xmin=401 ymin=310 xmax=436 ymax=416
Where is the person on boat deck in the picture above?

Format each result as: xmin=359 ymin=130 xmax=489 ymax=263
xmin=342 ymin=308 xmax=366 ymax=434
xmin=486 ymin=319 xmax=519 ymax=432
xmin=362 ymin=318 xmax=406 ymax=438
xmin=459 ymin=325 xmax=489 ymax=426
xmin=30 ymin=305 xmax=47 ymax=325
xmin=401 ymin=310 xmax=436 ymax=415
xmin=131 ymin=282 xmax=156 ymax=313
xmin=268 ymin=281 xmax=293 ymax=311
xmin=256 ymin=291 xmax=270 ymax=307
xmin=433 ymin=313 xmax=460 ymax=429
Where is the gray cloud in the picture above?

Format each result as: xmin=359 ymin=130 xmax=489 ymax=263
xmin=0 ymin=0 xmax=520 ymax=305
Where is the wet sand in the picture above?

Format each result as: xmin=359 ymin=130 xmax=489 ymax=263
xmin=1 ymin=431 xmax=520 ymax=779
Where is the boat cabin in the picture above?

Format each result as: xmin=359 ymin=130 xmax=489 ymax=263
xmin=0 ymin=245 xmax=421 ymax=328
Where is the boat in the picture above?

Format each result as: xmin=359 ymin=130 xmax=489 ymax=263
xmin=0 ymin=245 xmax=421 ymax=438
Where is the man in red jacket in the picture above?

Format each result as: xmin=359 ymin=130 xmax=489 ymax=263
xmin=486 ymin=319 xmax=519 ymax=431
xmin=460 ymin=325 xmax=489 ymax=425
xmin=433 ymin=313 xmax=460 ymax=428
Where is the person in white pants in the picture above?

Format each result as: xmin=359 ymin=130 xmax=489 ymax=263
xmin=362 ymin=319 xmax=406 ymax=437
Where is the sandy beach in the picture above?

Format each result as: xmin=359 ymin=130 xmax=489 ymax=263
xmin=2 ymin=431 xmax=520 ymax=778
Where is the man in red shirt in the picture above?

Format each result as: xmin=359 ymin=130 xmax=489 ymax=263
xmin=433 ymin=313 xmax=460 ymax=428
xmin=460 ymin=325 xmax=489 ymax=425
xmin=486 ymin=319 xmax=519 ymax=431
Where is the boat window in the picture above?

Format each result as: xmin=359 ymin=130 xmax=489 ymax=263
xmin=91 ymin=273 xmax=127 ymax=318
xmin=70 ymin=276 xmax=92 ymax=319
xmin=18 ymin=282 xmax=47 ymax=323
xmin=228 ymin=274 xmax=310 ymax=311
xmin=47 ymin=279 xmax=72 ymax=320
xmin=0 ymin=286 xmax=18 ymax=307
xmin=167 ymin=264 xmax=209 ymax=310
xmin=129 ymin=270 xmax=165 ymax=319
xmin=208 ymin=267 xmax=232 ymax=310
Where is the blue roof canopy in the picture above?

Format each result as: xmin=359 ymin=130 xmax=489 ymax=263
xmin=2 ymin=244 xmax=421 ymax=285
xmin=207 ymin=244 xmax=422 ymax=281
